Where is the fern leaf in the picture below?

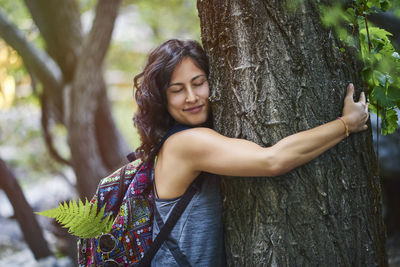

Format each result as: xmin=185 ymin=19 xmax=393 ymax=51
xmin=35 ymin=199 xmax=114 ymax=239
xmin=56 ymin=202 xmax=69 ymax=223
xmin=60 ymin=200 xmax=76 ymax=228
xmin=36 ymin=207 xmax=59 ymax=218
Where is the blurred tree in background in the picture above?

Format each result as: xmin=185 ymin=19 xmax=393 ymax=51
xmin=0 ymin=0 xmax=199 ymax=263
xmin=0 ymin=0 xmax=200 ymax=198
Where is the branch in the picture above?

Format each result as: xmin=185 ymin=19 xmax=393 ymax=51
xmin=23 ymin=0 xmax=82 ymax=82
xmin=41 ymin=94 xmax=71 ymax=166
xmin=0 ymin=158 xmax=53 ymax=259
xmin=84 ymin=0 xmax=122 ymax=66
xmin=0 ymin=7 xmax=63 ymax=112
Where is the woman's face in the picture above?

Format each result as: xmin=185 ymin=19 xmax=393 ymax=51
xmin=166 ymin=57 xmax=210 ymax=126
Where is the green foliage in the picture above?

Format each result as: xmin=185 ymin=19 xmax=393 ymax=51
xmin=134 ymin=0 xmax=201 ymax=43
xmin=36 ymin=199 xmax=114 ymax=239
xmin=321 ymin=0 xmax=400 ymax=135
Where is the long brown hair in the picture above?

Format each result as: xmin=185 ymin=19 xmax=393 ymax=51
xmin=133 ymin=39 xmax=210 ymax=160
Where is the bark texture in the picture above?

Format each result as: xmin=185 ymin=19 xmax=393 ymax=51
xmin=198 ymin=0 xmax=387 ymax=266
xmin=0 ymin=159 xmax=52 ymax=259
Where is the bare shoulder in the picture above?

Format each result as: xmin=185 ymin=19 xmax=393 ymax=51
xmin=163 ymin=127 xmax=225 ymax=156
xmin=159 ymin=126 xmax=276 ymax=177
xmin=153 ymin=127 xmax=221 ymax=198
xmin=170 ymin=127 xmax=219 ymax=138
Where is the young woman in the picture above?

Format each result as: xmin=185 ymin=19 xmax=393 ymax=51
xmin=133 ymin=39 xmax=369 ymax=266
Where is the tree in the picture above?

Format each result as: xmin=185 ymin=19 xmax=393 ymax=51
xmin=0 ymin=0 xmax=127 ymax=198
xmin=0 ymin=158 xmax=52 ymax=259
xmin=197 ymin=0 xmax=387 ymax=265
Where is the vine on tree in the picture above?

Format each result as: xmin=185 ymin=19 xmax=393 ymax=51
xmin=321 ymin=0 xmax=400 ymax=135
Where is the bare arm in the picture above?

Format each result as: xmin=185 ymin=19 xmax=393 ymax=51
xmin=169 ymin=83 xmax=369 ymax=177
xmin=271 ymin=83 xmax=369 ymax=174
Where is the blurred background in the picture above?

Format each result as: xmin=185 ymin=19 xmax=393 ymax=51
xmin=0 ymin=0 xmax=200 ymax=266
xmin=0 ymin=0 xmax=399 ymax=266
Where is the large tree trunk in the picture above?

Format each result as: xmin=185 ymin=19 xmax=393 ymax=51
xmin=25 ymin=0 xmax=128 ymax=174
xmin=0 ymin=159 xmax=52 ymax=260
xmin=198 ymin=0 xmax=387 ymax=266
xmin=68 ymin=0 xmax=123 ymax=198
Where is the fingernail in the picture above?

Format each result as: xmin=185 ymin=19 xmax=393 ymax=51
xmin=349 ymin=83 xmax=354 ymax=89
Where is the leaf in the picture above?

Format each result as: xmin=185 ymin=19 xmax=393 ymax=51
xmin=381 ymin=109 xmax=399 ymax=135
xmin=386 ymin=109 xmax=399 ymax=134
xmin=36 ymin=207 xmax=59 ymax=218
xmin=373 ymin=70 xmax=387 ymax=87
xmin=35 ymin=199 xmax=114 ymax=238
xmin=372 ymin=85 xmax=397 ymax=107
xmin=381 ymin=0 xmax=391 ymax=12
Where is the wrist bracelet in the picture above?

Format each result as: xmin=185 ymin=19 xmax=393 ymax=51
xmin=337 ymin=117 xmax=349 ymax=137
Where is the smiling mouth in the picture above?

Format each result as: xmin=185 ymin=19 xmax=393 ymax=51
xmin=183 ymin=105 xmax=204 ymax=112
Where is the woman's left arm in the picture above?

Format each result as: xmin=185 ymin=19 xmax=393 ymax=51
xmin=271 ymin=83 xmax=369 ymax=174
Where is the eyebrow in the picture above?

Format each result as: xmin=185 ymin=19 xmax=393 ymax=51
xmin=168 ymin=74 xmax=206 ymax=87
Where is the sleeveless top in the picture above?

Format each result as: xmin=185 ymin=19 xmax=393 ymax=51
xmin=151 ymin=126 xmax=226 ymax=267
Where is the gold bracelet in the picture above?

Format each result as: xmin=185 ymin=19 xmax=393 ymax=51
xmin=337 ymin=117 xmax=349 ymax=137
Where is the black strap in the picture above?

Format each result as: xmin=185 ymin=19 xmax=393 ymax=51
xmin=127 ymin=152 xmax=136 ymax=162
xmin=153 ymin=124 xmax=192 ymax=156
xmin=154 ymin=203 xmax=191 ymax=267
xmin=135 ymin=177 xmax=204 ymax=267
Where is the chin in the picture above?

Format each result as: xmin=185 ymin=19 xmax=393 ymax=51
xmin=188 ymin=116 xmax=211 ymax=127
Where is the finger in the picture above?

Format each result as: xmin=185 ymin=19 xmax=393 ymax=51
xmin=363 ymin=124 xmax=368 ymax=131
xmin=346 ymin=83 xmax=355 ymax=102
xmin=359 ymin=91 xmax=366 ymax=104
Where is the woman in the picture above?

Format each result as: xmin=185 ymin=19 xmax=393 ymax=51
xmin=133 ymin=39 xmax=369 ymax=266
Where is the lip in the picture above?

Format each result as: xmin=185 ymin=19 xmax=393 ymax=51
xmin=183 ymin=105 xmax=204 ymax=113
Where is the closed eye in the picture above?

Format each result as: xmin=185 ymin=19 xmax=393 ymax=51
xmin=193 ymin=80 xmax=207 ymax=87
xmin=193 ymin=82 xmax=204 ymax=87
xmin=171 ymin=88 xmax=183 ymax=93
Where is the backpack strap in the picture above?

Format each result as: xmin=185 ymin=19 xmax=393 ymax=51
xmin=137 ymin=177 xmax=204 ymax=267
xmin=136 ymin=124 xmax=200 ymax=266
xmin=153 ymin=124 xmax=192 ymax=156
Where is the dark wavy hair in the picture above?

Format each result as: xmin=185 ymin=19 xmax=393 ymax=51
xmin=133 ymin=39 xmax=210 ymax=160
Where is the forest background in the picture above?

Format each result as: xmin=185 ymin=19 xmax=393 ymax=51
xmin=0 ymin=0 xmax=399 ymax=266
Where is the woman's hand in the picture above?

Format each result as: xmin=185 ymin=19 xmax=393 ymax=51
xmin=341 ymin=83 xmax=369 ymax=134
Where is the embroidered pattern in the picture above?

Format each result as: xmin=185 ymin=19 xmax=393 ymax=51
xmin=77 ymin=158 xmax=154 ymax=266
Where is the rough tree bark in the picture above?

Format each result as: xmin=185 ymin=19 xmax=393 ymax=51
xmin=0 ymin=159 xmax=52 ymax=259
xmin=198 ymin=0 xmax=387 ymax=266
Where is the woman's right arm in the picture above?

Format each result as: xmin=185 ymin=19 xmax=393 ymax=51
xmin=166 ymin=83 xmax=369 ymax=177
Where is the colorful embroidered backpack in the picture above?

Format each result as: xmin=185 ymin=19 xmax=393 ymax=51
xmin=77 ymin=125 xmax=198 ymax=267
xmin=77 ymin=158 xmax=151 ymax=266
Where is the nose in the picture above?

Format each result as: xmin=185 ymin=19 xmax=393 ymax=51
xmin=186 ymin=87 xmax=198 ymax=103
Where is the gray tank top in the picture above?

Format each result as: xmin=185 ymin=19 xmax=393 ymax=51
xmin=151 ymin=173 xmax=226 ymax=266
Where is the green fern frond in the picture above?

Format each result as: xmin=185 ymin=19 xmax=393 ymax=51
xmin=36 ymin=199 xmax=114 ymax=238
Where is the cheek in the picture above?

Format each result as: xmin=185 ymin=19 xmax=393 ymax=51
xmin=199 ymin=85 xmax=210 ymax=99
xmin=167 ymin=94 xmax=185 ymax=111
